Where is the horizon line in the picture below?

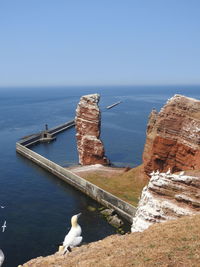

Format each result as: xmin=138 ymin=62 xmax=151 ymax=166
xmin=1 ymin=83 xmax=200 ymax=89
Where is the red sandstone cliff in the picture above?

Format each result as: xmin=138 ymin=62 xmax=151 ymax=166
xmin=75 ymin=94 xmax=109 ymax=165
xmin=143 ymin=94 xmax=200 ymax=176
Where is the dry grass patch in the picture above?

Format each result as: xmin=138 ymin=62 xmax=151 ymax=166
xmin=70 ymin=164 xmax=148 ymax=206
xmin=23 ymin=215 xmax=200 ymax=267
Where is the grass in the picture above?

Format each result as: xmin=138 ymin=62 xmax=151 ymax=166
xmin=23 ymin=215 xmax=200 ymax=266
xmin=123 ymin=215 xmax=200 ymax=266
xmin=77 ymin=164 xmax=148 ymax=206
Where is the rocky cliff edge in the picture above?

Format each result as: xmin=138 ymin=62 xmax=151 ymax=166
xmin=143 ymin=94 xmax=200 ymax=176
xmin=131 ymin=170 xmax=200 ymax=232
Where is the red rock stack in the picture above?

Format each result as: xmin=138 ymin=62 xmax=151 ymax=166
xmin=75 ymin=94 xmax=109 ymax=165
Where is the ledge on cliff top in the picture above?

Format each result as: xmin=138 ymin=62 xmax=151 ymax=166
xmin=168 ymin=94 xmax=200 ymax=103
xmin=80 ymin=93 xmax=100 ymax=104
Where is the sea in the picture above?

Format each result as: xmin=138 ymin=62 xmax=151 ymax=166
xmin=0 ymin=85 xmax=200 ymax=266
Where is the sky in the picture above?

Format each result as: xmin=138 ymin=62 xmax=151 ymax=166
xmin=0 ymin=0 xmax=200 ymax=87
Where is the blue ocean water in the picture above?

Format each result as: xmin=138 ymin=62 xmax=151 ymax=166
xmin=0 ymin=85 xmax=200 ymax=266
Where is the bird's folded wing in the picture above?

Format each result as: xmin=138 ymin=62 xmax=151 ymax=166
xmin=70 ymin=236 xmax=83 ymax=247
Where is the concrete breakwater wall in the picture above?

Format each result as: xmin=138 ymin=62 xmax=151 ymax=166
xmin=18 ymin=120 xmax=75 ymax=147
xmin=48 ymin=120 xmax=75 ymax=136
xmin=16 ymin=143 xmax=136 ymax=222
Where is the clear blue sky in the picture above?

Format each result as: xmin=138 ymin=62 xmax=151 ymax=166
xmin=0 ymin=0 xmax=200 ymax=86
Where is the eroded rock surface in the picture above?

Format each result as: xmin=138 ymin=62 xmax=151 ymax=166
xmin=143 ymin=94 xmax=200 ymax=175
xmin=75 ymin=94 xmax=109 ymax=165
xmin=131 ymin=170 xmax=200 ymax=232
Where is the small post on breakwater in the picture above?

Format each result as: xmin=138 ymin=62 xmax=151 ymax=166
xmin=40 ymin=124 xmax=56 ymax=143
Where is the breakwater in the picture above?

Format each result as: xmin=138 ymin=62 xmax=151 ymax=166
xmin=16 ymin=121 xmax=136 ymax=222
xmin=106 ymin=101 xmax=122 ymax=109
xmin=19 ymin=120 xmax=75 ymax=147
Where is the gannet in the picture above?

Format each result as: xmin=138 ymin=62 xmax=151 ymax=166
xmin=179 ymin=171 xmax=185 ymax=176
xmin=150 ymin=170 xmax=155 ymax=176
xmin=63 ymin=213 xmax=82 ymax=254
xmin=0 ymin=249 xmax=4 ymax=266
xmin=2 ymin=221 xmax=6 ymax=233
xmin=166 ymin=168 xmax=171 ymax=175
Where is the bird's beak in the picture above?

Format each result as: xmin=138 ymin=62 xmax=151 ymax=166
xmin=76 ymin=213 xmax=82 ymax=218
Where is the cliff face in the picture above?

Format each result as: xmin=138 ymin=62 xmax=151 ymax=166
xmin=131 ymin=170 xmax=200 ymax=232
xmin=75 ymin=94 xmax=109 ymax=165
xmin=143 ymin=94 xmax=200 ymax=176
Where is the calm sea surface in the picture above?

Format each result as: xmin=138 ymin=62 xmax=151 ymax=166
xmin=0 ymin=86 xmax=200 ymax=266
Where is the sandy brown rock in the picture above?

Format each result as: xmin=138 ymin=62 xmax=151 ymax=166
xmin=143 ymin=94 xmax=200 ymax=176
xmin=75 ymin=94 xmax=109 ymax=165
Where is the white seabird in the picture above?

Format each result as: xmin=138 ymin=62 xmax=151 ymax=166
xmin=63 ymin=213 xmax=82 ymax=254
xmin=166 ymin=168 xmax=171 ymax=175
xmin=150 ymin=170 xmax=155 ymax=176
xmin=0 ymin=249 xmax=4 ymax=266
xmin=2 ymin=221 xmax=6 ymax=233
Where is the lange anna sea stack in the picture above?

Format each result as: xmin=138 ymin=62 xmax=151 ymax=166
xmin=75 ymin=94 xmax=109 ymax=165
xmin=143 ymin=94 xmax=200 ymax=176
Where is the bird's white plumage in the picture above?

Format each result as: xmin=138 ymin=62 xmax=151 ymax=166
xmin=63 ymin=224 xmax=82 ymax=247
xmin=166 ymin=168 xmax=171 ymax=175
xmin=63 ymin=213 xmax=82 ymax=253
xmin=2 ymin=221 xmax=6 ymax=233
xmin=150 ymin=170 xmax=155 ymax=176
xmin=0 ymin=249 xmax=4 ymax=266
